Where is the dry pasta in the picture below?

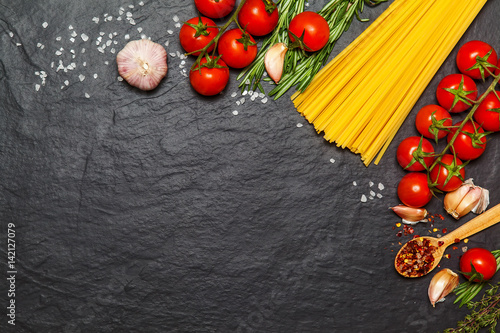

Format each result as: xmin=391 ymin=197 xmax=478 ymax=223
xmin=292 ymin=0 xmax=488 ymax=166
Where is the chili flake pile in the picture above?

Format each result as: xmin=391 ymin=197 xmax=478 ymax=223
xmin=396 ymin=238 xmax=437 ymax=277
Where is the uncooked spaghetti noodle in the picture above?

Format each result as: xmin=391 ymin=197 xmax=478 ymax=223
xmin=292 ymin=0 xmax=488 ymax=166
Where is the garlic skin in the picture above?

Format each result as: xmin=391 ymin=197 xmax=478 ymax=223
xmin=117 ymin=39 xmax=168 ymax=91
xmin=428 ymin=268 xmax=459 ymax=307
xmin=444 ymin=179 xmax=489 ymax=220
xmin=264 ymin=43 xmax=288 ymax=84
xmin=390 ymin=205 xmax=428 ymax=225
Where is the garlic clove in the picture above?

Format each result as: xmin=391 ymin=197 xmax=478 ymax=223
xmin=428 ymin=268 xmax=459 ymax=307
xmin=454 ymin=186 xmax=482 ymax=219
xmin=444 ymin=183 xmax=472 ymax=219
xmin=117 ymin=39 xmax=168 ymax=91
xmin=443 ymin=179 xmax=489 ymax=219
xmin=390 ymin=205 xmax=428 ymax=224
xmin=472 ymin=187 xmax=489 ymax=214
xmin=264 ymin=43 xmax=288 ymax=84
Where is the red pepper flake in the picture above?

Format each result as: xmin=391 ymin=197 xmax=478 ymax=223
xmin=438 ymin=214 xmax=444 ymax=220
xmin=395 ymin=238 xmax=437 ymax=278
xmin=445 ymin=254 xmax=451 ymax=259
xmin=452 ymin=246 xmax=458 ymax=250
xmin=454 ymin=238 xmax=460 ymax=243
xmin=442 ymin=228 xmax=447 ymax=234
xmin=396 ymin=231 xmax=403 ymax=237
xmin=413 ymin=234 xmax=420 ymax=239
xmin=438 ymin=241 xmax=444 ymax=247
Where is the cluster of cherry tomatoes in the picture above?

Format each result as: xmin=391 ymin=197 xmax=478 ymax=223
xmin=396 ymin=40 xmax=500 ymax=208
xmin=179 ymin=0 xmax=330 ymax=96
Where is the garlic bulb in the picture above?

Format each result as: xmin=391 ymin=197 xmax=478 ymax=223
xmin=264 ymin=43 xmax=288 ymax=84
xmin=428 ymin=268 xmax=459 ymax=307
xmin=116 ymin=39 xmax=168 ymax=91
xmin=390 ymin=205 xmax=428 ymax=225
xmin=444 ymin=179 xmax=489 ymax=219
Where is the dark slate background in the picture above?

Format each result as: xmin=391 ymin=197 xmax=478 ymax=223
xmin=1 ymin=0 xmax=499 ymax=332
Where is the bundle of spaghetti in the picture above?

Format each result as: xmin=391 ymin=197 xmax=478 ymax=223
xmin=291 ymin=0 xmax=487 ymax=166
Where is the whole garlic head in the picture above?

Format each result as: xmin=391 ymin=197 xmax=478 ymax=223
xmin=117 ymin=39 xmax=168 ymax=91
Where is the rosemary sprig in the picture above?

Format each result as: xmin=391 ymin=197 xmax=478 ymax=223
xmin=237 ymin=0 xmax=387 ymax=99
xmin=444 ymin=282 xmax=500 ymax=333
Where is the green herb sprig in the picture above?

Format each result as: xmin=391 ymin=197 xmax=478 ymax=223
xmin=237 ymin=0 xmax=387 ymax=99
xmin=442 ymin=250 xmax=500 ymax=333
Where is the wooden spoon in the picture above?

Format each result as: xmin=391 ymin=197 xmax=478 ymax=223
xmin=395 ymin=203 xmax=500 ymax=278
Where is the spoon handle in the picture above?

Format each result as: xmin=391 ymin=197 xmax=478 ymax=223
xmin=441 ymin=203 xmax=500 ymax=245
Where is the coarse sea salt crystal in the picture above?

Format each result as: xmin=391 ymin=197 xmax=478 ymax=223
xmin=68 ymin=25 xmax=73 ymax=30
xmin=55 ymin=50 xmax=62 ymax=56
xmin=261 ymin=97 xmax=268 ymax=104
xmin=369 ymin=181 xmax=374 ymax=187
xmin=56 ymin=36 xmax=62 ymax=41
xmin=92 ymin=17 xmax=99 ymax=23
xmin=139 ymin=1 xmax=144 ymax=5
xmin=42 ymin=22 xmax=48 ymax=28
xmin=81 ymin=33 xmax=89 ymax=42
xmin=361 ymin=195 xmax=367 ymax=202
xmin=173 ymin=15 xmax=179 ymax=22
xmin=79 ymin=74 xmax=85 ymax=82
xmin=378 ymin=183 xmax=385 ymax=191
xmin=330 ymin=158 xmax=335 ymax=164
xmin=70 ymin=37 xmax=75 ymax=43
xmin=232 ymin=110 xmax=238 ymax=116
xmin=117 ymin=76 xmax=123 ymax=81
xmin=64 ymin=80 xmax=69 ymax=86
xmin=231 ymin=92 xmax=237 ymax=98
xmin=137 ymin=27 xmax=143 ymax=33
xmin=353 ymin=181 xmax=357 ymax=186
xmin=85 ymin=93 xmax=90 ymax=98
xmin=377 ymin=193 xmax=383 ymax=198
xmin=296 ymin=123 xmax=303 ymax=128
xmin=35 ymin=84 xmax=40 ymax=91
xmin=71 ymin=31 xmax=77 ymax=37
xmin=125 ymin=34 xmax=130 ymax=40
xmin=167 ymin=29 xmax=173 ymax=35
xmin=94 ymin=74 xmax=98 ymax=79
xmin=370 ymin=190 xmax=376 ymax=197
xmin=8 ymin=31 xmax=14 ymax=37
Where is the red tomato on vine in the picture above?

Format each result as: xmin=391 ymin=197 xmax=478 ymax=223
xmin=194 ymin=0 xmax=236 ymax=19
xmin=396 ymin=136 xmax=435 ymax=171
xmin=474 ymin=91 xmax=500 ymax=132
xmin=397 ymin=172 xmax=432 ymax=208
xmin=288 ymin=11 xmax=330 ymax=52
xmin=415 ymin=105 xmax=452 ymax=141
xmin=459 ymin=248 xmax=497 ymax=282
xmin=218 ymin=28 xmax=258 ymax=69
xmin=189 ymin=56 xmax=230 ymax=96
xmin=179 ymin=16 xmax=219 ymax=56
xmin=238 ymin=0 xmax=279 ymax=36
xmin=429 ymin=154 xmax=465 ymax=192
xmin=436 ymin=74 xmax=477 ymax=113
xmin=456 ymin=40 xmax=498 ymax=80
xmin=447 ymin=120 xmax=487 ymax=161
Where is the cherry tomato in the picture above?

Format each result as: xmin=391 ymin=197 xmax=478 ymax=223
xmin=436 ymin=74 xmax=477 ymax=113
xmin=456 ymin=40 xmax=498 ymax=80
xmin=218 ymin=28 xmax=258 ymax=69
xmin=179 ymin=16 xmax=219 ymax=56
xmin=238 ymin=0 xmax=279 ymax=36
xmin=474 ymin=91 xmax=500 ymax=132
xmin=429 ymin=154 xmax=465 ymax=192
xmin=415 ymin=105 xmax=452 ymax=140
xmin=459 ymin=248 xmax=497 ymax=282
xmin=189 ymin=56 xmax=230 ymax=96
xmin=396 ymin=136 xmax=434 ymax=171
xmin=194 ymin=0 xmax=236 ymax=19
xmin=447 ymin=120 xmax=487 ymax=160
xmin=288 ymin=11 xmax=330 ymax=52
xmin=397 ymin=172 xmax=432 ymax=208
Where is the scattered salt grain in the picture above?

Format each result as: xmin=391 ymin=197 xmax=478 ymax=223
xmin=93 ymin=74 xmax=98 ymax=79
xmin=110 ymin=48 xmax=116 ymax=54
xmin=330 ymin=158 xmax=336 ymax=164
xmin=71 ymin=30 xmax=77 ymax=37
xmin=167 ymin=29 xmax=173 ymax=35
xmin=117 ymin=76 xmax=123 ymax=81
xmin=83 ymin=62 xmax=87 ymax=66
xmin=361 ymin=195 xmax=367 ymax=202
xmin=79 ymin=74 xmax=85 ymax=82
xmin=104 ymin=61 xmax=109 ymax=65
xmin=261 ymin=97 xmax=268 ymax=104
xmin=56 ymin=36 xmax=62 ymax=41
xmin=174 ymin=23 xmax=181 ymax=28
xmin=85 ymin=93 xmax=90 ymax=98
xmin=106 ymin=40 xmax=112 ymax=46
xmin=35 ymin=84 xmax=40 ymax=91
xmin=70 ymin=38 xmax=75 ymax=43
xmin=92 ymin=17 xmax=99 ymax=24
xmin=68 ymin=25 xmax=73 ymax=30
xmin=126 ymin=12 xmax=133 ymax=17
xmin=377 ymin=193 xmax=383 ymax=198
xmin=239 ymin=97 xmax=245 ymax=105
xmin=296 ymin=123 xmax=303 ymax=128
xmin=378 ymin=183 xmax=385 ymax=191
xmin=42 ymin=22 xmax=48 ymax=28
xmin=173 ymin=15 xmax=179 ymax=22
xmin=8 ymin=31 xmax=14 ymax=38
xmin=369 ymin=181 xmax=374 ymax=187
xmin=81 ymin=33 xmax=89 ymax=42
xmin=139 ymin=1 xmax=144 ymax=5
xmin=353 ymin=181 xmax=357 ymax=186
xmin=169 ymin=52 xmax=176 ymax=57
xmin=231 ymin=92 xmax=237 ymax=98
xmin=137 ymin=27 xmax=143 ymax=33
xmin=232 ymin=110 xmax=238 ymax=116
xmin=55 ymin=50 xmax=62 ymax=56
xmin=125 ymin=34 xmax=130 ymax=40
xmin=64 ymin=80 xmax=69 ymax=86
xmin=81 ymin=48 xmax=86 ymax=53
xmin=370 ymin=190 xmax=376 ymax=197
xmin=129 ymin=4 xmax=134 ymax=8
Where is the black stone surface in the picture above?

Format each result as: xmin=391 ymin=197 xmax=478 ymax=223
xmin=1 ymin=0 xmax=499 ymax=332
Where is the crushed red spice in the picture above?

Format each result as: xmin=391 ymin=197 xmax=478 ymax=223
xmin=396 ymin=238 xmax=437 ymax=277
